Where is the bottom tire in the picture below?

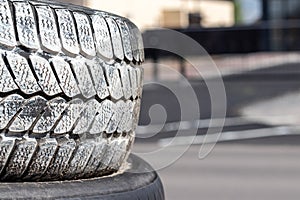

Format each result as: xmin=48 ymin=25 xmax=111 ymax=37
xmin=0 ymin=154 xmax=165 ymax=200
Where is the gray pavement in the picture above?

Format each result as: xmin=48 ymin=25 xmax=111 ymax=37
xmin=134 ymin=140 xmax=300 ymax=200
xmin=242 ymin=91 xmax=300 ymax=126
xmin=137 ymin=60 xmax=300 ymax=199
xmin=140 ymin=62 xmax=300 ymax=125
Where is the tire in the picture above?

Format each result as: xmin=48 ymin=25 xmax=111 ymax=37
xmin=0 ymin=154 xmax=165 ymax=200
xmin=0 ymin=0 xmax=144 ymax=181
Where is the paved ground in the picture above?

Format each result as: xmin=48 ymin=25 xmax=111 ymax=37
xmin=242 ymin=91 xmax=300 ymax=126
xmin=136 ymin=61 xmax=300 ymax=199
xmin=134 ymin=138 xmax=300 ymax=200
xmin=138 ymin=63 xmax=300 ymax=144
xmin=140 ymin=62 xmax=300 ymax=123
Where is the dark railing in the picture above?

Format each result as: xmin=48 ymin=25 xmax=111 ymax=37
xmin=143 ymin=21 xmax=300 ymax=57
xmin=143 ymin=20 xmax=300 ymax=78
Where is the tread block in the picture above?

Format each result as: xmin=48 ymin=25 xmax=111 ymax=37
xmin=83 ymin=139 xmax=107 ymax=176
xmin=56 ymin=9 xmax=80 ymax=55
xmin=97 ymin=140 xmax=117 ymax=172
xmin=73 ymin=99 xmax=99 ymax=134
xmin=85 ymin=59 xmax=110 ymax=100
xmin=110 ymin=138 xmax=127 ymax=170
xmin=136 ymin=29 xmax=145 ymax=62
xmin=6 ymin=52 xmax=41 ymax=94
xmin=106 ymin=100 xmax=124 ymax=134
xmin=126 ymin=21 xmax=139 ymax=62
xmin=66 ymin=141 xmax=95 ymax=177
xmin=4 ymin=138 xmax=37 ymax=179
xmin=70 ymin=59 xmax=96 ymax=99
xmin=118 ymin=100 xmax=133 ymax=133
xmin=129 ymin=66 xmax=138 ymax=99
xmin=33 ymin=97 xmax=68 ymax=134
xmin=125 ymin=101 xmax=134 ymax=132
xmin=106 ymin=17 xmax=124 ymax=60
xmin=24 ymin=138 xmax=57 ymax=179
xmin=73 ymin=12 xmax=96 ymax=57
xmin=132 ymin=99 xmax=141 ymax=130
xmin=44 ymin=139 xmax=76 ymax=178
xmin=91 ymin=15 xmax=113 ymax=60
xmin=9 ymin=96 xmax=47 ymax=132
xmin=0 ymin=0 xmax=17 ymax=47
xmin=0 ymin=55 xmax=18 ymax=93
xmin=51 ymin=57 xmax=81 ymax=98
xmin=14 ymin=2 xmax=40 ymax=49
xmin=90 ymin=99 xmax=115 ymax=134
xmin=30 ymin=55 xmax=62 ymax=96
xmin=35 ymin=6 xmax=62 ymax=53
xmin=54 ymin=98 xmax=83 ymax=134
xmin=136 ymin=67 xmax=143 ymax=97
xmin=116 ymin=19 xmax=133 ymax=62
xmin=0 ymin=136 xmax=15 ymax=174
xmin=0 ymin=95 xmax=24 ymax=130
xmin=104 ymin=62 xmax=123 ymax=100
xmin=117 ymin=62 xmax=132 ymax=100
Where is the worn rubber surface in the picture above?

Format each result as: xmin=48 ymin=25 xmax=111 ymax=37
xmin=0 ymin=154 xmax=165 ymax=200
xmin=0 ymin=0 xmax=144 ymax=181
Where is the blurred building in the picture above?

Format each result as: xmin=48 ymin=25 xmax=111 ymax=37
xmin=85 ymin=0 xmax=234 ymax=29
xmin=236 ymin=0 xmax=300 ymax=22
xmin=234 ymin=0 xmax=300 ymax=51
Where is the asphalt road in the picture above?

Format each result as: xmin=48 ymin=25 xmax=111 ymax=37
xmin=140 ymin=63 xmax=300 ymax=124
xmin=135 ymin=63 xmax=300 ymax=199
xmin=137 ymin=63 xmax=300 ymax=142
xmin=134 ymin=137 xmax=300 ymax=200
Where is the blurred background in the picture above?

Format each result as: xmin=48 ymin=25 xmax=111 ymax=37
xmin=62 ymin=0 xmax=300 ymax=199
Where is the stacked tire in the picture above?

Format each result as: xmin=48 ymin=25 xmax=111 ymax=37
xmin=0 ymin=0 xmax=144 ymax=181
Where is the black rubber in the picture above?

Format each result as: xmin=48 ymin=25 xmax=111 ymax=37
xmin=0 ymin=154 xmax=165 ymax=200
